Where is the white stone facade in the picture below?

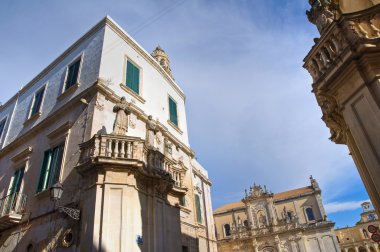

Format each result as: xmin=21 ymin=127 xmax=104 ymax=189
xmin=0 ymin=17 xmax=217 ymax=252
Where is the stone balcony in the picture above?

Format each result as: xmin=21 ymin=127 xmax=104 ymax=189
xmin=76 ymin=134 xmax=187 ymax=194
xmin=0 ymin=193 xmax=27 ymax=231
xmin=304 ymin=4 xmax=380 ymax=85
xmin=77 ymin=134 xmax=147 ymax=168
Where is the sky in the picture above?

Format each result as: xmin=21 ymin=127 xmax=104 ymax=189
xmin=0 ymin=0 xmax=371 ymax=228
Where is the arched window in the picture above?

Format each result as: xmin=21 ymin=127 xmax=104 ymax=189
xmin=243 ymin=220 xmax=249 ymax=227
xmin=224 ymin=224 xmax=231 ymax=237
xmin=306 ymin=207 xmax=315 ymax=221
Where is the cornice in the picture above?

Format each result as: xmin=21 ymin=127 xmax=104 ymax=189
xmin=11 ymin=146 xmax=33 ymax=163
xmin=0 ymin=81 xmax=96 ymax=159
xmin=213 ymin=206 xmax=245 ymax=216
xmin=104 ymin=17 xmax=186 ymax=100
xmin=191 ymin=165 xmax=212 ymax=185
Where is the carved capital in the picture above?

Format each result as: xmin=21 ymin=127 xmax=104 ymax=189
xmin=316 ymin=91 xmax=348 ymax=144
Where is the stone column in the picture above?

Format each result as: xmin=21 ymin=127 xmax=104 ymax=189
xmin=275 ymin=235 xmax=282 ymax=252
xmin=252 ymin=239 xmax=259 ymax=252
xmin=268 ymin=198 xmax=277 ymax=225
xmin=355 ymin=246 xmax=359 ymax=252
xmin=298 ymin=236 xmax=307 ymax=252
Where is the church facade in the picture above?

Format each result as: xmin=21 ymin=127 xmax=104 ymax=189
xmin=213 ymin=177 xmax=339 ymax=252
xmin=335 ymin=202 xmax=380 ymax=252
xmin=303 ymin=0 xmax=380 ymax=216
xmin=0 ymin=17 xmax=217 ymax=252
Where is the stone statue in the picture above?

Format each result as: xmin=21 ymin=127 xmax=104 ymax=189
xmin=310 ymin=175 xmax=321 ymax=191
xmin=306 ymin=0 xmax=335 ymax=33
xmin=112 ymin=97 xmax=131 ymax=135
xmin=164 ymin=138 xmax=173 ymax=155
xmin=146 ymin=115 xmax=159 ymax=149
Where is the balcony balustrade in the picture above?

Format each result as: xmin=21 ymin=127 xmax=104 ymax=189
xmin=304 ymin=5 xmax=380 ymax=83
xmin=0 ymin=193 xmax=27 ymax=231
xmin=77 ymin=134 xmax=147 ymax=167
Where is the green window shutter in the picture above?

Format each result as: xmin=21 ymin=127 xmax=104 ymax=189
xmin=126 ymin=61 xmax=139 ymax=94
xmin=49 ymin=143 xmax=65 ymax=186
xmin=195 ymin=194 xmax=202 ymax=223
xmin=13 ymin=168 xmax=24 ymax=194
xmin=31 ymin=88 xmax=44 ymax=115
xmin=169 ymin=97 xmax=178 ymax=126
xmin=0 ymin=119 xmax=6 ymax=139
xmin=37 ymin=150 xmax=52 ymax=192
xmin=9 ymin=169 xmax=21 ymax=195
xmin=65 ymin=59 xmax=81 ymax=90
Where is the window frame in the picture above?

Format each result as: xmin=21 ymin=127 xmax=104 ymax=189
xmin=304 ymin=206 xmax=316 ymax=222
xmin=168 ymin=95 xmax=179 ymax=128
xmin=63 ymin=54 xmax=83 ymax=93
xmin=28 ymin=84 xmax=47 ymax=119
xmin=36 ymin=142 xmax=65 ymax=193
xmin=36 ymin=122 xmax=71 ymax=195
xmin=0 ymin=116 xmax=7 ymax=144
xmin=125 ymin=59 xmax=140 ymax=94
xmin=223 ymin=223 xmax=231 ymax=237
xmin=194 ymin=193 xmax=203 ymax=224
xmin=123 ymin=57 xmax=143 ymax=94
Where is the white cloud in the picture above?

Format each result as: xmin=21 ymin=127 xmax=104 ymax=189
xmin=325 ymin=200 xmax=370 ymax=214
xmin=0 ymin=0 xmax=369 ymax=217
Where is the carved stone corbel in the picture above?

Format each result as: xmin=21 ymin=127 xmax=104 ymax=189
xmin=315 ymin=91 xmax=348 ymax=144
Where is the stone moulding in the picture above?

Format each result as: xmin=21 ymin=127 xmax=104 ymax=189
xmin=315 ymin=91 xmax=348 ymax=144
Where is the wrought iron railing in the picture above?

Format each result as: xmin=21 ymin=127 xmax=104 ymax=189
xmin=0 ymin=193 xmax=27 ymax=217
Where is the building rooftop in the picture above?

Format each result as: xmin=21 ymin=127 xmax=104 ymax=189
xmin=213 ymin=186 xmax=314 ymax=214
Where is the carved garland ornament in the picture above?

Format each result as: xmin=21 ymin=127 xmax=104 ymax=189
xmin=316 ymin=91 xmax=348 ymax=144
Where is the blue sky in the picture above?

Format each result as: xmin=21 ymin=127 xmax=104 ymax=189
xmin=0 ymin=0 xmax=370 ymax=227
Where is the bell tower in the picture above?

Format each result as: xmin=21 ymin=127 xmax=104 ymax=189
xmin=151 ymin=45 xmax=174 ymax=79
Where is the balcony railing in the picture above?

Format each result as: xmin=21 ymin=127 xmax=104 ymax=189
xmin=0 ymin=193 xmax=27 ymax=231
xmin=77 ymin=134 xmax=147 ymax=166
xmin=0 ymin=193 xmax=27 ymax=217
xmin=304 ymin=5 xmax=380 ymax=83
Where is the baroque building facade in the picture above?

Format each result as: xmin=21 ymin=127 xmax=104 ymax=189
xmin=213 ymin=177 xmax=339 ymax=252
xmin=335 ymin=202 xmax=380 ymax=252
xmin=303 ymin=0 xmax=380 ymax=215
xmin=0 ymin=17 xmax=217 ymax=252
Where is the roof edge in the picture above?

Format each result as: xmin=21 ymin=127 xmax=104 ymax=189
xmin=0 ymin=16 xmax=109 ymax=113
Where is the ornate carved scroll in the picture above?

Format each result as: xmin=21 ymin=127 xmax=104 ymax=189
xmin=316 ymin=91 xmax=348 ymax=144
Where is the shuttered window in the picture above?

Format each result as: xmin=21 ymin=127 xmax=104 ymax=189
xmin=37 ymin=143 xmax=65 ymax=192
xmin=168 ymin=97 xmax=178 ymax=127
xmin=65 ymin=59 xmax=81 ymax=90
xmin=9 ymin=168 xmax=25 ymax=195
xmin=0 ymin=118 xmax=6 ymax=140
xmin=126 ymin=60 xmax=140 ymax=94
xmin=31 ymin=87 xmax=45 ymax=116
xmin=195 ymin=194 xmax=202 ymax=224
